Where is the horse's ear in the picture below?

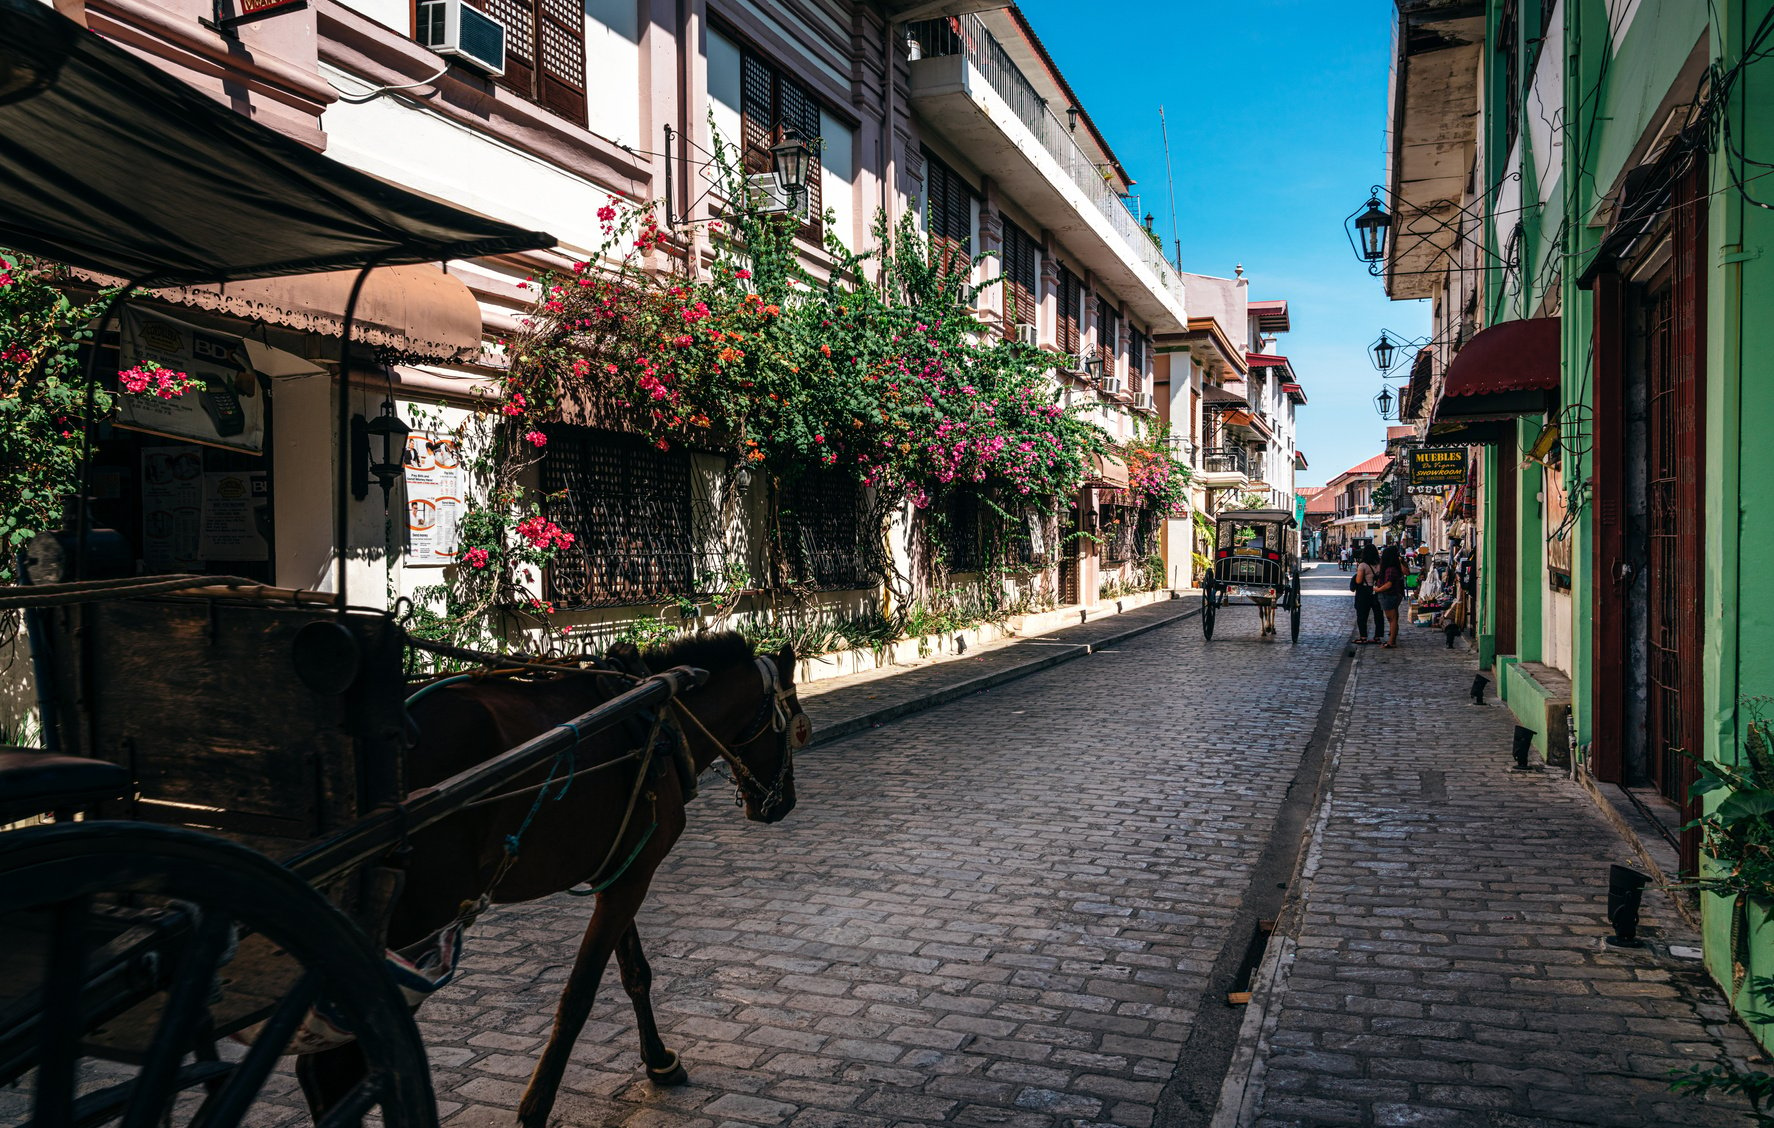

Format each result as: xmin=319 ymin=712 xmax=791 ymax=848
xmin=775 ymin=643 xmax=796 ymax=687
xmin=607 ymin=640 xmax=641 ymax=668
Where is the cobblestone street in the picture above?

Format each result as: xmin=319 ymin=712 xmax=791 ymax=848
xmin=419 ymin=579 xmax=1348 ymax=1128
xmin=228 ymin=571 xmax=1758 ymax=1128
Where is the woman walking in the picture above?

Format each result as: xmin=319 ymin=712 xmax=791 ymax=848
xmin=1352 ymin=544 xmax=1379 ymax=644
xmin=1373 ymin=544 xmax=1408 ymax=648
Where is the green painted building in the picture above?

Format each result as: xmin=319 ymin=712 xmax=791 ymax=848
xmin=1379 ymin=0 xmax=1774 ymax=1043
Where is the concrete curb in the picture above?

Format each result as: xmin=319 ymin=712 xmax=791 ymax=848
xmin=807 ymin=600 xmax=1201 ymax=749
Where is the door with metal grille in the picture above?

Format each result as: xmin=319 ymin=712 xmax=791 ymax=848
xmin=1643 ymin=163 xmax=1706 ymax=873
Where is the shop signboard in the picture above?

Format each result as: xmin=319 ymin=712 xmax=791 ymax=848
xmin=119 ymin=308 xmax=265 ymax=453
xmin=1408 ymin=446 xmax=1467 ymax=487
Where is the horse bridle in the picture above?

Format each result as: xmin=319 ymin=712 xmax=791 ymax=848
xmin=667 ymin=655 xmax=806 ymax=813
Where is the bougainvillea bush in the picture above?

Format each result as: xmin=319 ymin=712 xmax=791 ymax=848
xmin=0 ymin=254 xmax=122 ymax=580
xmin=1121 ymin=423 xmax=1193 ymax=518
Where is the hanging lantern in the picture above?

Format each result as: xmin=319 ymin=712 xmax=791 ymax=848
xmin=365 ymin=398 xmax=411 ymax=502
xmin=1374 ymin=386 xmax=1396 ymax=418
xmin=1352 ymin=195 xmax=1392 ymax=263
xmin=769 ymin=128 xmax=812 ymax=210
xmin=1370 ymin=331 xmax=1397 ymax=372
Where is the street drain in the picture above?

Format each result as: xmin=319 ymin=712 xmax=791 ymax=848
xmin=1225 ymin=919 xmax=1276 ymax=1005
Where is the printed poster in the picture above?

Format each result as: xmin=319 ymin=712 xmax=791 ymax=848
xmin=404 ymin=434 xmax=464 ymax=565
xmin=118 ymin=307 xmax=266 ymax=452
xmin=141 ymin=446 xmax=203 ymax=572
xmin=199 ymin=471 xmax=270 ymax=561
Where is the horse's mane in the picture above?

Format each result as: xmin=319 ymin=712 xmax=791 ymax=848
xmin=640 ymin=631 xmax=759 ymax=672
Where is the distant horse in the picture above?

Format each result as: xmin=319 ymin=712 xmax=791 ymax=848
xmin=296 ymin=633 xmax=806 ymax=1128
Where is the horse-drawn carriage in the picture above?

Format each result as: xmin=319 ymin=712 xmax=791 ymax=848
xmin=0 ymin=4 xmax=804 ymax=1124
xmin=1199 ymin=509 xmax=1303 ymax=643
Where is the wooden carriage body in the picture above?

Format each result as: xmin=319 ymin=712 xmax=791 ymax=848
xmin=33 ymin=593 xmax=410 ymax=855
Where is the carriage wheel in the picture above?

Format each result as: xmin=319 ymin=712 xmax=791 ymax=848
xmin=1200 ymin=582 xmax=1216 ymax=640
xmin=0 ymin=821 xmax=437 ymax=1128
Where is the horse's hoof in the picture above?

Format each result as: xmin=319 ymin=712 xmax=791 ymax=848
xmin=646 ymin=1052 xmax=689 ymax=1087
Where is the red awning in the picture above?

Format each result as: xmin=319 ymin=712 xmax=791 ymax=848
xmin=1246 ymin=352 xmax=1289 ymax=368
xmin=1436 ymin=317 xmax=1561 ymax=420
xmin=1281 ymin=382 xmax=1306 ymax=404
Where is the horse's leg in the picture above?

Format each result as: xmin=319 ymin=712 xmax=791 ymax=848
xmin=518 ymin=884 xmax=645 ymax=1128
xmin=295 ymin=1042 xmax=369 ymax=1122
xmin=615 ymin=924 xmax=688 ymax=1085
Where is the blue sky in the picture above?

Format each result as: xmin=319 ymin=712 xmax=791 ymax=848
xmin=1016 ymin=0 xmax=1431 ymax=487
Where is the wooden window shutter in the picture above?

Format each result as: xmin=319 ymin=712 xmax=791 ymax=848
xmin=925 ymin=155 xmax=975 ymax=281
xmin=1097 ymin=296 xmax=1118 ymax=375
xmin=1058 ymin=266 xmax=1080 ymax=355
xmin=740 ymin=53 xmax=774 ymax=177
xmin=779 ymin=77 xmax=823 ymax=242
xmin=474 ymin=0 xmax=535 ymax=104
xmin=535 ymin=0 xmax=586 ymax=127
xmin=1001 ymin=221 xmax=1036 ymax=339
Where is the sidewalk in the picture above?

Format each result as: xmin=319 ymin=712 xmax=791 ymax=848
xmin=1216 ymin=634 xmax=1761 ymax=1127
xmin=796 ymin=593 xmax=1199 ymax=748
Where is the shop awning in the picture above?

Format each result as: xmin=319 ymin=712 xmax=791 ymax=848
xmin=142 ymin=266 xmax=486 ymax=361
xmin=1086 ymin=452 xmax=1130 ymax=489
xmin=1294 ymin=450 xmax=1309 ymax=470
xmin=1434 ymin=317 xmax=1561 ymax=420
xmin=1203 ymin=384 xmax=1249 ymax=406
xmin=1219 ymin=408 xmax=1256 ymax=429
xmin=0 ymin=0 xmax=553 ymax=285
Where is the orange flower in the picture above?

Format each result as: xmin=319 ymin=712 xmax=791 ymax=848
xmin=820 ymin=344 xmax=832 ymax=357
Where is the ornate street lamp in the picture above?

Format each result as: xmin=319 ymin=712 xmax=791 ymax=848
xmin=1374 ymin=385 xmax=1396 ymax=419
xmin=1370 ymin=331 xmax=1398 ymax=373
xmin=1352 ymin=194 xmax=1392 ymax=263
xmin=769 ymin=128 xmax=812 ymax=210
xmin=364 ymin=398 xmax=412 ymax=503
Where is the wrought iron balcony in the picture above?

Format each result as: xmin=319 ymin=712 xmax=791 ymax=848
xmin=1201 ymin=446 xmax=1249 ymax=477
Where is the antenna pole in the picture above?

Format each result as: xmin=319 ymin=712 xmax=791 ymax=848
xmin=1159 ymin=105 xmax=1182 ymax=272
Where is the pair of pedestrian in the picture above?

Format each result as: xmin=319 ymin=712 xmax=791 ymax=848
xmin=1352 ymin=544 xmax=1407 ymax=647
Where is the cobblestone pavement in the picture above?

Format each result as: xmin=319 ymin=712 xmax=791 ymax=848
xmin=1222 ymin=606 xmax=1758 ymax=1128
xmin=410 ymin=577 xmax=1349 ymax=1127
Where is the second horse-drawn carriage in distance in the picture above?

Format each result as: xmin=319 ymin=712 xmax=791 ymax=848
xmin=1200 ymin=509 xmax=1303 ymax=643
xmin=0 ymin=4 xmax=808 ymax=1126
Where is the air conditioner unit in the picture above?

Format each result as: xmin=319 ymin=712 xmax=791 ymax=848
xmin=1015 ymin=323 xmax=1039 ymax=346
xmin=416 ymin=0 xmax=507 ymax=75
xmin=1134 ymin=392 xmax=1156 ymax=411
xmin=1099 ymin=376 xmax=1124 ymax=396
xmin=743 ymin=174 xmax=809 ymax=221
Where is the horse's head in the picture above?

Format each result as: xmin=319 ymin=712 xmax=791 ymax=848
xmin=625 ymin=634 xmax=805 ymax=824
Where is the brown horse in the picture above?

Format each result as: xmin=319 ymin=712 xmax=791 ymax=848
xmin=296 ymin=632 xmax=805 ymax=1127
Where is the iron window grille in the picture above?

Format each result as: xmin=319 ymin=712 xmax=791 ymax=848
xmin=541 ymin=427 xmax=700 ymax=608
xmin=942 ymin=491 xmax=985 ymax=572
xmin=778 ymin=471 xmax=871 ymax=590
xmin=1102 ymin=504 xmax=1139 ymax=564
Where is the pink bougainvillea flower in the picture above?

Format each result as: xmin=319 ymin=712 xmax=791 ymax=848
xmin=524 ymin=430 xmax=548 ymax=447
xmin=462 ymin=547 xmax=491 ymax=568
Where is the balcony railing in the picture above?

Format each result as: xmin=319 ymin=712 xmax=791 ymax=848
xmin=907 ymin=16 xmax=1186 ymax=308
xmin=1201 ymin=446 xmax=1249 ymax=477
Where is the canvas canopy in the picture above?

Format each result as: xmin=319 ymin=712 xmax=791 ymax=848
xmin=0 ymin=0 xmax=552 ymax=285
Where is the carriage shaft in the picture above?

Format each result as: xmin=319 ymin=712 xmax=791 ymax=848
xmin=282 ymin=666 xmax=706 ymax=884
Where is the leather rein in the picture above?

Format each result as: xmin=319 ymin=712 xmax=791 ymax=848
xmin=666 ymin=655 xmax=805 ymax=814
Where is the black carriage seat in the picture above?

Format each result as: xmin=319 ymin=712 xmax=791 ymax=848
xmin=0 ymin=747 xmax=131 ymax=825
